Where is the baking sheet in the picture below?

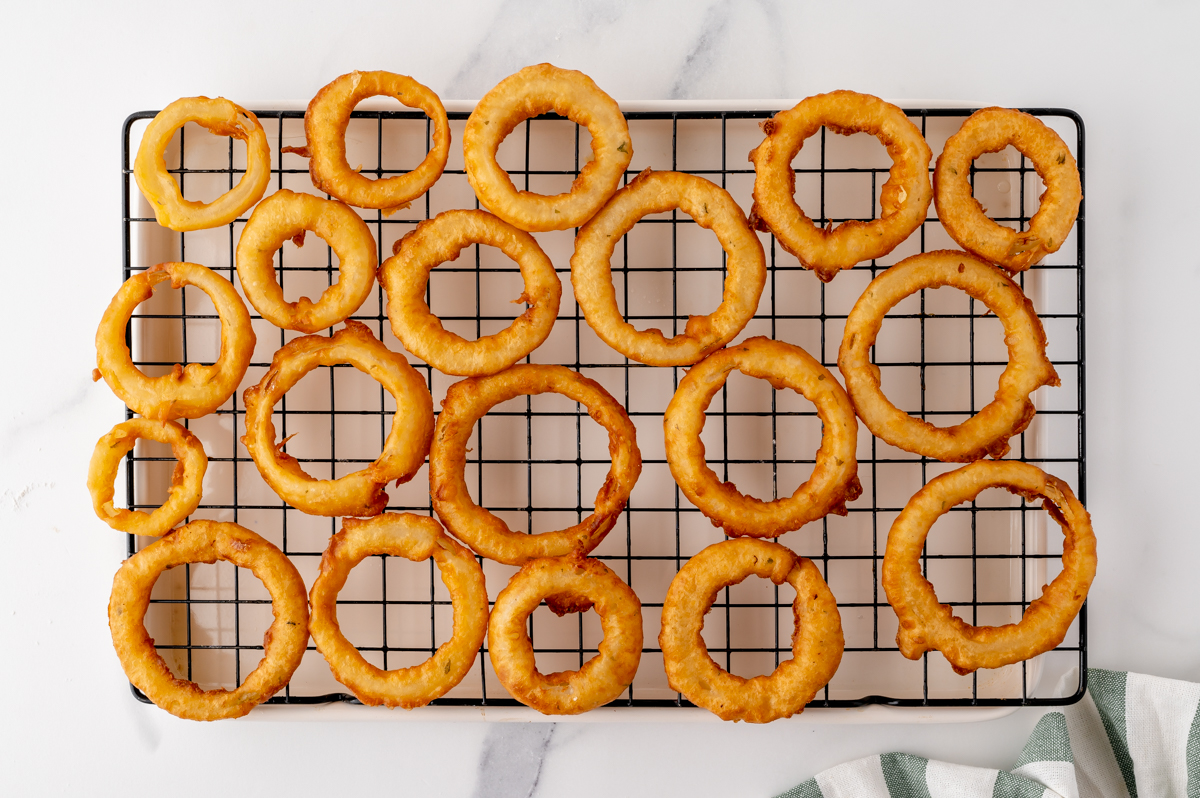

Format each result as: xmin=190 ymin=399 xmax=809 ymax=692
xmin=120 ymin=100 xmax=1084 ymax=720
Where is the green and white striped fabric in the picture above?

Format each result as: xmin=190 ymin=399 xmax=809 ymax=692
xmin=778 ymin=669 xmax=1200 ymax=798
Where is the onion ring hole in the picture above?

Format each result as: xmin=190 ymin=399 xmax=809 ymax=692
xmin=869 ymin=284 xmax=1013 ymax=442
xmin=165 ymin=121 xmax=250 ymax=205
xmin=140 ymin=558 xmax=275 ymax=690
xmin=429 ymin=364 xmax=641 ymax=566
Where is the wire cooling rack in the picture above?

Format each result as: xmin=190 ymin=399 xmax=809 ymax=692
xmin=119 ymin=103 xmax=1085 ymax=712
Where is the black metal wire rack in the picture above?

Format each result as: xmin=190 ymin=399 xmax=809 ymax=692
xmin=119 ymin=104 xmax=1085 ymax=712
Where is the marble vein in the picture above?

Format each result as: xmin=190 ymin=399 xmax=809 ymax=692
xmin=444 ymin=0 xmax=628 ymax=98
xmin=668 ymin=0 xmax=733 ymax=99
xmin=471 ymin=723 xmax=557 ymax=798
xmin=668 ymin=0 xmax=790 ymax=99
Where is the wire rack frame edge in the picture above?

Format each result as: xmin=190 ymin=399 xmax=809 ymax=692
xmin=117 ymin=104 xmax=1086 ymax=714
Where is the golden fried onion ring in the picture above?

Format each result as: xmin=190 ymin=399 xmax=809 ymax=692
xmin=571 ymin=169 xmax=767 ymax=366
xmin=134 ymin=96 xmax=271 ymax=231
xmin=430 ymin=364 xmax=641 ymax=565
xmin=749 ymin=91 xmax=932 ymax=282
xmin=488 ymin=556 xmax=642 ymax=714
xmin=464 ymin=64 xmax=632 ymax=232
xmin=88 ymin=419 xmax=207 ymax=537
xmin=883 ymin=460 xmax=1096 ymax=674
xmin=309 ymin=513 xmax=488 ymax=708
xmin=935 ymin=108 xmax=1081 ymax=273
xmin=108 ymin=520 xmax=309 ymax=720
xmin=380 ymin=209 xmax=562 ymax=376
xmin=236 ymin=189 xmax=378 ymax=333
xmin=305 ymin=71 xmax=450 ymax=212
xmin=660 ymin=539 xmax=843 ymax=723
xmin=96 ymin=262 xmax=256 ymax=420
xmin=838 ymin=250 xmax=1059 ymax=462
xmin=665 ymin=337 xmax=861 ymax=537
xmin=242 ymin=321 xmax=434 ymax=517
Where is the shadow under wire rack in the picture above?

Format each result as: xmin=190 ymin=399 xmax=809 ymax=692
xmin=119 ymin=104 xmax=1085 ymax=711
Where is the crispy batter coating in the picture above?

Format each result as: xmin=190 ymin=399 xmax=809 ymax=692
xmin=660 ymin=539 xmax=843 ymax=722
xmin=305 ymin=71 xmax=450 ymax=211
xmin=380 ymin=209 xmax=561 ymax=376
xmin=242 ymin=321 xmax=434 ymax=517
xmin=309 ymin=514 xmax=488 ymax=708
xmin=664 ymin=337 xmax=861 ymax=537
xmin=883 ymin=461 xmax=1096 ymax=674
xmin=935 ymin=108 xmax=1081 ymax=272
xmin=108 ymin=521 xmax=309 ymax=720
xmin=838 ymin=250 xmax=1059 ymax=462
xmin=95 ymin=262 xmax=255 ymax=420
xmin=430 ymin=364 xmax=641 ymax=565
xmin=489 ymin=556 xmax=642 ymax=714
xmin=571 ymin=169 xmax=766 ymax=366
xmin=88 ymin=419 xmax=207 ymax=537
xmin=464 ymin=64 xmax=632 ymax=232
xmin=236 ymin=189 xmax=378 ymax=333
xmin=749 ymin=91 xmax=932 ymax=282
xmin=134 ymin=96 xmax=272 ymax=231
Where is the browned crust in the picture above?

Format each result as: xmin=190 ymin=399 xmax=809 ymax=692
xmin=241 ymin=321 xmax=434 ymax=517
xmin=108 ymin=521 xmax=309 ymax=720
xmin=837 ymin=250 xmax=1059 ymax=462
xmin=236 ymin=189 xmax=378 ymax=333
xmin=882 ymin=461 xmax=1096 ymax=674
xmin=748 ymin=91 xmax=932 ymax=281
xmin=463 ymin=64 xmax=632 ymax=232
xmin=570 ymin=169 xmax=766 ymax=366
xmin=95 ymin=262 xmax=255 ymax=420
xmin=664 ymin=337 xmax=860 ymax=537
xmin=379 ymin=209 xmax=562 ymax=376
xmin=308 ymin=513 xmax=488 ymax=708
xmin=133 ymin=97 xmax=272 ymax=231
xmin=305 ymin=71 xmax=450 ymax=210
xmin=429 ymin=364 xmax=641 ymax=565
xmin=659 ymin=539 xmax=843 ymax=722
xmin=87 ymin=418 xmax=207 ymax=537
xmin=488 ymin=556 xmax=642 ymax=714
xmin=934 ymin=108 xmax=1081 ymax=272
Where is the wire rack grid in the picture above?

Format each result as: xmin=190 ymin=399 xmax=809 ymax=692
xmin=118 ymin=103 xmax=1085 ymax=711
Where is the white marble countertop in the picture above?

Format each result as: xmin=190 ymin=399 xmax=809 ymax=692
xmin=4 ymin=1 xmax=1199 ymax=795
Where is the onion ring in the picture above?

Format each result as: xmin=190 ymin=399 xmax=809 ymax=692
xmin=108 ymin=520 xmax=309 ymax=720
xmin=88 ymin=418 xmax=207 ymax=537
xmin=308 ymin=513 xmax=488 ymax=708
xmin=488 ymin=556 xmax=642 ymax=714
xmin=242 ymin=320 xmax=434 ymax=517
xmin=571 ymin=169 xmax=767 ymax=366
xmin=96 ymin=262 xmax=256 ymax=420
xmin=748 ymin=91 xmax=932 ymax=282
xmin=133 ymin=96 xmax=271 ymax=231
xmin=883 ymin=460 xmax=1096 ymax=674
xmin=935 ymin=108 xmax=1081 ymax=272
xmin=837 ymin=250 xmax=1059 ymax=462
xmin=659 ymin=538 xmax=843 ymax=723
xmin=430 ymin=364 xmax=641 ymax=565
xmin=305 ymin=71 xmax=450 ymax=212
xmin=664 ymin=337 xmax=861 ymax=537
xmin=380 ymin=209 xmax=562 ymax=376
xmin=463 ymin=63 xmax=632 ymax=232
xmin=236 ymin=189 xmax=378 ymax=333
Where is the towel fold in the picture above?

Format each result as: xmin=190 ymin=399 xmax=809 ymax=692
xmin=778 ymin=669 xmax=1200 ymax=798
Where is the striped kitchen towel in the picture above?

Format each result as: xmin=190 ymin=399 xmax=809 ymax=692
xmin=778 ymin=669 xmax=1200 ymax=798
